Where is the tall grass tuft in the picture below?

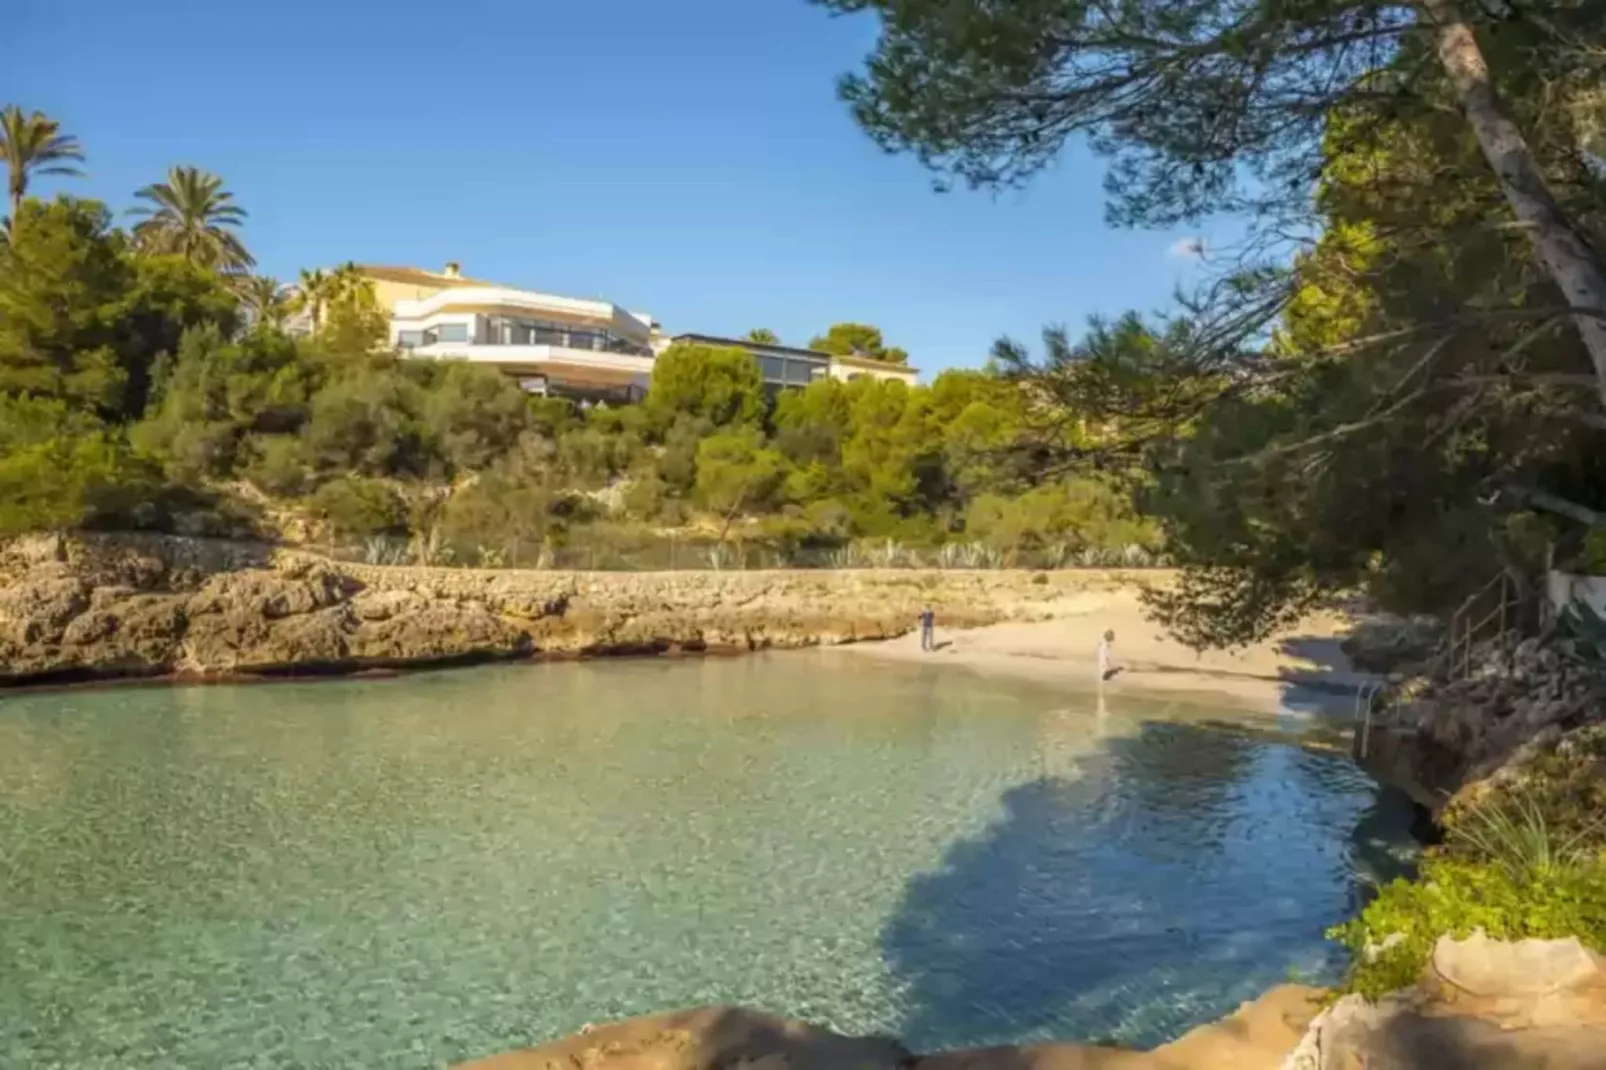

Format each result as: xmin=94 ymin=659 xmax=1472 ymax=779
xmin=1449 ymin=789 xmax=1604 ymax=881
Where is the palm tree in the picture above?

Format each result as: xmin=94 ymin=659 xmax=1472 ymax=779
xmin=236 ymin=275 xmax=289 ymax=328
xmin=328 ymin=260 xmax=366 ymax=301
xmin=1 ymin=105 xmax=85 ymax=222
xmin=128 ymin=165 xmax=255 ymax=272
xmin=293 ymin=268 xmax=333 ymax=331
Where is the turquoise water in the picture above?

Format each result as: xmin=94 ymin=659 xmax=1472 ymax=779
xmin=0 ymin=654 xmax=1415 ymax=1068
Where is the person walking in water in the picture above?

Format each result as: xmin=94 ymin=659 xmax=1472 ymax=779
xmin=1096 ymin=629 xmax=1117 ymax=681
xmin=919 ymin=605 xmax=936 ymax=652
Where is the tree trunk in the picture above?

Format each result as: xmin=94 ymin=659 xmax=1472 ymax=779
xmin=1423 ymin=0 xmax=1606 ymax=409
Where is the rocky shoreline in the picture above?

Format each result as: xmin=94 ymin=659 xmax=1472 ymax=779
xmin=0 ymin=532 xmax=1140 ymax=688
xmin=453 ymin=931 xmax=1606 ymax=1069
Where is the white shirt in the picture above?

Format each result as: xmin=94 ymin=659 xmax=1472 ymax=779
xmin=1096 ymin=639 xmax=1111 ymax=673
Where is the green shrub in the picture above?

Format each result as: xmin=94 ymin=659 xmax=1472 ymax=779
xmin=307 ymin=476 xmax=410 ymax=538
xmin=1444 ymin=732 xmax=1606 ymax=864
xmin=0 ymin=433 xmax=158 ymax=536
xmin=240 ymin=434 xmax=314 ymax=497
xmin=1329 ymin=851 xmax=1606 ymax=1000
xmin=1333 ymin=790 xmax=1606 ymax=1002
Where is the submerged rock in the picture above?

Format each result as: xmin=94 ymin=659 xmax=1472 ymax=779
xmin=455 ymin=987 xmax=1328 ymax=1070
xmin=455 ymin=1006 xmax=911 ymax=1070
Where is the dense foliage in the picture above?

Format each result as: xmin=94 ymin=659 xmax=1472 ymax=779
xmin=821 ymin=0 xmax=1606 ymax=644
xmin=1332 ymin=785 xmax=1606 ymax=999
xmin=0 ymin=123 xmax=1153 ymax=565
xmin=1330 ymin=850 xmax=1606 ymax=1000
xmin=815 ymin=1 xmax=1606 ymax=997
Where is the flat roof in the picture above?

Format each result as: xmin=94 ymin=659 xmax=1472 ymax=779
xmin=671 ymin=333 xmax=831 ymax=362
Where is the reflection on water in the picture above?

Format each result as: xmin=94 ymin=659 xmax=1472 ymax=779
xmin=0 ymin=655 xmax=1414 ymax=1067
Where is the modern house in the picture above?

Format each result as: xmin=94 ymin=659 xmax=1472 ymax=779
xmin=365 ymin=263 xmax=661 ymax=403
xmin=663 ymin=333 xmax=920 ymax=392
xmin=351 ymin=263 xmax=919 ymax=400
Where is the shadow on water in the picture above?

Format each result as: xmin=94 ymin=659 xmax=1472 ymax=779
xmin=880 ymin=719 xmax=1416 ymax=1054
xmin=1275 ymin=632 xmax=1372 ymax=715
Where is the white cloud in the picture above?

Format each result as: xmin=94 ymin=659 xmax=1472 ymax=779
xmin=1166 ymin=237 xmax=1208 ymax=261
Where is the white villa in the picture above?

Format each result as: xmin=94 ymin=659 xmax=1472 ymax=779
xmin=347 ymin=263 xmax=918 ymax=401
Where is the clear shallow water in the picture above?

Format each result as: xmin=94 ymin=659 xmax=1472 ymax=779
xmin=0 ymin=655 xmax=1416 ymax=1068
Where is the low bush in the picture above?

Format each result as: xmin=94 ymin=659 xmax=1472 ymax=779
xmin=1329 ymin=852 xmax=1606 ymax=1000
xmin=307 ymin=476 xmax=410 ymax=539
xmin=1331 ymin=789 xmax=1606 ymax=1001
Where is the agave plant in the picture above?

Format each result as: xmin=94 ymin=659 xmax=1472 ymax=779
xmin=866 ymin=538 xmax=906 ymax=568
xmin=1121 ymin=543 xmax=1154 ymax=567
xmin=476 ymin=545 xmax=507 ymax=570
xmin=705 ymin=543 xmax=735 ymax=571
xmin=361 ymin=536 xmax=410 ymax=566
xmin=409 ymin=526 xmax=455 ymax=567
xmin=1559 ymin=600 xmax=1606 ymax=665
xmin=828 ymin=545 xmax=861 ymax=569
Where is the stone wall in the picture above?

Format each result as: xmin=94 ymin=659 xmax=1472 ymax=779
xmin=0 ymin=533 xmax=1147 ymax=686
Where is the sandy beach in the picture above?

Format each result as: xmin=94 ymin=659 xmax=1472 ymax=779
xmin=839 ymin=585 xmax=1372 ymax=715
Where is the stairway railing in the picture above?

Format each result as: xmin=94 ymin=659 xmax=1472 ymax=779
xmin=1354 ymin=568 xmax=1528 ymax=760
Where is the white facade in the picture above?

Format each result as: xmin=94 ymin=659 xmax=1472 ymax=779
xmin=361 ymin=263 xmax=922 ymax=398
xmin=385 ymin=278 xmax=657 ymax=398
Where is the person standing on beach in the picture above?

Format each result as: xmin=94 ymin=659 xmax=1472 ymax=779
xmin=1097 ymin=629 xmax=1116 ymax=681
xmin=919 ymin=606 xmax=936 ymax=652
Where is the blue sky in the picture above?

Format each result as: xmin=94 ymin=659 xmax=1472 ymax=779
xmin=12 ymin=0 xmax=1223 ymax=374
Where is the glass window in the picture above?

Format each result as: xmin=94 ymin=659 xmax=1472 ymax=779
xmin=533 ymin=327 xmax=565 ymax=345
xmin=421 ymin=328 xmax=438 ymax=346
xmin=436 ymin=323 xmax=469 ymax=343
xmin=397 ymin=330 xmax=424 ymax=348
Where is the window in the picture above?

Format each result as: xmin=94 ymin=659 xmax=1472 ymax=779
xmin=787 ymin=359 xmax=822 ymax=386
xmin=397 ymin=330 xmax=424 ymax=348
xmin=436 ymin=323 xmax=469 ymax=343
xmin=757 ymin=355 xmax=787 ymax=382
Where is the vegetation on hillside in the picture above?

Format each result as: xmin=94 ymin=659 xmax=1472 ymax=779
xmin=0 ymin=113 xmax=1154 ymax=567
xmin=816 ymin=0 xmax=1606 ymax=1000
xmin=819 ymin=0 xmax=1606 ymax=643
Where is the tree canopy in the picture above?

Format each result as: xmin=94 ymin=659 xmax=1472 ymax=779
xmin=817 ymin=0 xmax=1606 ymax=400
xmin=970 ymin=14 xmax=1606 ymax=645
xmin=645 ymin=342 xmax=767 ymax=429
xmin=0 ymin=109 xmax=1155 ymax=569
xmin=129 ymin=165 xmax=254 ymax=273
xmin=808 ymin=322 xmax=910 ymax=363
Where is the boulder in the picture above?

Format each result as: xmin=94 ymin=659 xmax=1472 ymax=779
xmin=1432 ymin=930 xmax=1602 ymax=999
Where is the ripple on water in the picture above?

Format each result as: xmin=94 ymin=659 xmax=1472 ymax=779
xmin=0 ymin=655 xmax=1417 ymax=1067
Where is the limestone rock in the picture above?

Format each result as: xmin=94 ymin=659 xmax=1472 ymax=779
xmin=1282 ymin=991 xmax=1606 ymax=1069
xmin=0 ymin=573 xmax=90 ymax=644
xmin=1433 ymin=930 xmax=1602 ymax=999
xmin=0 ymin=532 xmax=1082 ymax=685
xmin=454 ymin=1006 xmax=910 ymax=1070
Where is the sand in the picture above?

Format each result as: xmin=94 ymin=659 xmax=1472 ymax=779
xmin=836 ymin=585 xmax=1373 ymax=716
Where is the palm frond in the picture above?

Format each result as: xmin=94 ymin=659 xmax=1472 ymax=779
xmin=125 ymin=165 xmax=255 ymax=270
xmin=1 ymin=105 xmax=86 ymax=214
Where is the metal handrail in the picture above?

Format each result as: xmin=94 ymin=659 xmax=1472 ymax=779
xmin=1355 ymin=679 xmax=1384 ymax=760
